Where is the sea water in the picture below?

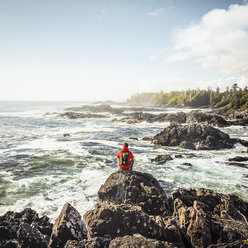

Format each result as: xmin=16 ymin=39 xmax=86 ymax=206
xmin=0 ymin=101 xmax=247 ymax=221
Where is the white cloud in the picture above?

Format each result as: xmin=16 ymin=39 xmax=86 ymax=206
xmin=136 ymin=76 xmax=248 ymax=93
xmin=168 ymin=4 xmax=248 ymax=77
xmin=147 ymin=8 xmax=165 ymax=16
xmin=149 ymin=55 xmax=159 ymax=61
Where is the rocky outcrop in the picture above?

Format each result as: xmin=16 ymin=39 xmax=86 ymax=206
xmin=64 ymin=104 xmax=163 ymax=115
xmin=229 ymin=156 xmax=248 ymax=162
xmin=152 ymin=123 xmax=239 ymax=150
xmin=58 ymin=112 xmax=107 ymax=119
xmin=49 ymin=203 xmax=87 ymax=248
xmin=151 ymin=155 xmax=173 ymax=164
xmin=109 ymin=234 xmax=177 ymax=248
xmin=1 ymin=170 xmax=248 ymax=248
xmin=98 ymin=170 xmax=171 ymax=216
xmin=84 ymin=170 xmax=248 ymax=248
xmin=0 ymin=208 xmax=52 ymax=247
xmin=116 ymin=112 xmax=186 ymax=124
xmin=186 ymin=111 xmax=230 ymax=127
xmin=171 ymin=188 xmax=248 ymax=247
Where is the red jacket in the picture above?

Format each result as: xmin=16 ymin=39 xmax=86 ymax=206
xmin=116 ymin=147 xmax=134 ymax=169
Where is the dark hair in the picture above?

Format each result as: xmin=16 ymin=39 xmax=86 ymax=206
xmin=123 ymin=143 xmax=128 ymax=147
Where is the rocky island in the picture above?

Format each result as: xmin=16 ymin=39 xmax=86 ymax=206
xmin=1 ymin=170 xmax=248 ymax=248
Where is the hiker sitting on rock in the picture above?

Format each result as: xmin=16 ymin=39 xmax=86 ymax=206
xmin=116 ymin=143 xmax=134 ymax=170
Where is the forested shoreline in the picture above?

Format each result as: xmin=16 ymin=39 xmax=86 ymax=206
xmin=127 ymin=84 xmax=248 ymax=110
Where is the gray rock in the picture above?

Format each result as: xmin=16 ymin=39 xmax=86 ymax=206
xmin=152 ymin=123 xmax=237 ymax=150
xmin=49 ymin=203 xmax=87 ymax=248
xmin=186 ymin=111 xmax=229 ymax=127
xmin=151 ymin=155 xmax=173 ymax=165
xmin=98 ymin=170 xmax=171 ymax=216
xmin=83 ymin=202 xmax=183 ymax=246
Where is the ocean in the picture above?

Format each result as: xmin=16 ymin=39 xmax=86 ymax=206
xmin=0 ymin=101 xmax=247 ymax=221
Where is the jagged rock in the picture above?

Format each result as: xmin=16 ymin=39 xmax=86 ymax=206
xmin=109 ymin=234 xmax=178 ymax=248
xmin=151 ymin=155 xmax=173 ymax=164
xmin=152 ymin=123 xmax=237 ymax=150
xmin=229 ymin=156 xmax=248 ymax=162
xmin=129 ymin=137 xmax=138 ymax=141
xmin=58 ymin=112 xmax=107 ymax=119
xmin=83 ymin=203 xmax=183 ymax=246
xmin=84 ymin=203 xmax=162 ymax=239
xmin=17 ymin=222 xmax=48 ymax=248
xmin=63 ymin=133 xmax=70 ymax=137
xmin=0 ymin=208 xmax=52 ymax=246
xmin=186 ymin=111 xmax=229 ymax=127
xmin=98 ymin=170 xmax=171 ymax=216
xmin=49 ymin=203 xmax=87 ymax=248
xmin=172 ymin=188 xmax=248 ymax=247
xmin=64 ymin=237 xmax=111 ymax=248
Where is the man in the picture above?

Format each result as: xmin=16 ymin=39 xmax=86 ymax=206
xmin=116 ymin=143 xmax=134 ymax=170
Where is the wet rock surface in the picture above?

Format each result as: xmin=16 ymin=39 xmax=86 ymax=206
xmin=151 ymin=155 xmax=173 ymax=164
xmin=152 ymin=123 xmax=238 ymax=150
xmin=49 ymin=203 xmax=87 ymax=248
xmin=229 ymin=156 xmax=248 ymax=162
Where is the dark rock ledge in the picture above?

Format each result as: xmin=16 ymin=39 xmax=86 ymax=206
xmin=1 ymin=170 xmax=248 ymax=247
xmin=152 ymin=123 xmax=248 ymax=150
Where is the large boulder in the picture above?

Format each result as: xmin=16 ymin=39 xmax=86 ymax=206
xmin=83 ymin=203 xmax=183 ymax=246
xmin=152 ymin=123 xmax=236 ymax=150
xmin=186 ymin=111 xmax=230 ymax=127
xmin=98 ymin=170 xmax=171 ymax=216
xmin=109 ymin=234 xmax=178 ymax=248
xmin=49 ymin=203 xmax=87 ymax=248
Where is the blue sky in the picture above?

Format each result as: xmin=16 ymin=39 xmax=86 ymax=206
xmin=0 ymin=0 xmax=247 ymax=101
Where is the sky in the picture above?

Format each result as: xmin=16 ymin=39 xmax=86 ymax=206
xmin=0 ymin=0 xmax=248 ymax=101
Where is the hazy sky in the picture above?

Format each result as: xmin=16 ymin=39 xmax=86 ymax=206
xmin=0 ymin=0 xmax=248 ymax=101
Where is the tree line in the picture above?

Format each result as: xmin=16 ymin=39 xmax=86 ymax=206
xmin=127 ymin=84 xmax=248 ymax=110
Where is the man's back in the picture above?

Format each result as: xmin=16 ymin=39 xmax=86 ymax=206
xmin=116 ymin=143 xmax=134 ymax=170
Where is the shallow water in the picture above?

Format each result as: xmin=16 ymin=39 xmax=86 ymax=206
xmin=0 ymin=101 xmax=247 ymax=221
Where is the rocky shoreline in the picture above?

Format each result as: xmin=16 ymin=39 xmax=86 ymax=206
xmin=1 ymin=170 xmax=248 ymax=248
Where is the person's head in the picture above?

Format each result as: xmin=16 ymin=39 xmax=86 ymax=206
xmin=123 ymin=143 xmax=128 ymax=148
